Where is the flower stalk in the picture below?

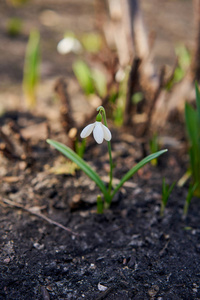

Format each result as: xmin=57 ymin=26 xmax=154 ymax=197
xmin=97 ymin=106 xmax=113 ymax=201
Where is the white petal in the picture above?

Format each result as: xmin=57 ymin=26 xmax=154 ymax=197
xmin=80 ymin=123 xmax=95 ymax=138
xmin=102 ymin=124 xmax=112 ymax=141
xmin=57 ymin=37 xmax=74 ymax=54
xmin=93 ymin=122 xmax=104 ymax=144
xmin=57 ymin=37 xmax=82 ymax=55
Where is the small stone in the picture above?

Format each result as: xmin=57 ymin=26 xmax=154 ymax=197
xmin=148 ymin=285 xmax=159 ymax=297
xmin=98 ymin=283 xmax=108 ymax=292
xmin=3 ymin=257 xmax=11 ymax=263
xmin=90 ymin=263 xmax=96 ymax=269
xmin=33 ymin=243 xmax=44 ymax=250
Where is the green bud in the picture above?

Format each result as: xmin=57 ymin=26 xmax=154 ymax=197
xmin=96 ymin=113 xmax=102 ymax=122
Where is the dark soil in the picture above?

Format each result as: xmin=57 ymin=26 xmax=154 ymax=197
xmin=1 ymin=108 xmax=200 ymax=300
xmin=1 ymin=1 xmax=200 ymax=300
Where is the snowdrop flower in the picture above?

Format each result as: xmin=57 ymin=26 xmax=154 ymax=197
xmin=57 ymin=37 xmax=82 ymax=55
xmin=80 ymin=114 xmax=111 ymax=144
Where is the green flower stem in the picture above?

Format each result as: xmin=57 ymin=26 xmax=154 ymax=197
xmin=97 ymin=106 xmax=113 ymax=201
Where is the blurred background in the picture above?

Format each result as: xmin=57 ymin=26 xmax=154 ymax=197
xmin=0 ymin=0 xmax=194 ymax=113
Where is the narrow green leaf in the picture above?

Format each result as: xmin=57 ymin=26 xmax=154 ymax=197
xmin=184 ymin=182 xmax=198 ymax=216
xmin=185 ymin=99 xmax=200 ymax=185
xmin=92 ymin=68 xmax=107 ymax=98
xmin=111 ymin=149 xmax=168 ymax=198
xmin=185 ymin=102 xmax=198 ymax=144
xmin=195 ymin=81 xmax=200 ymax=124
xmin=162 ymin=180 xmax=176 ymax=206
xmin=23 ymin=29 xmax=40 ymax=107
xmin=167 ymin=181 xmax=176 ymax=197
xmin=72 ymin=60 xmax=95 ymax=95
xmin=162 ymin=178 xmax=167 ymax=203
xmin=47 ymin=139 xmax=108 ymax=197
xmin=81 ymin=33 xmax=102 ymax=53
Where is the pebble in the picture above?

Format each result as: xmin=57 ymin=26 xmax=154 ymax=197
xmin=98 ymin=283 xmax=108 ymax=292
xmin=33 ymin=242 xmax=44 ymax=250
xmin=148 ymin=285 xmax=159 ymax=297
xmin=3 ymin=257 xmax=10 ymax=263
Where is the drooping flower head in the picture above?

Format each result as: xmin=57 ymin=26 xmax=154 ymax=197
xmin=80 ymin=113 xmax=111 ymax=144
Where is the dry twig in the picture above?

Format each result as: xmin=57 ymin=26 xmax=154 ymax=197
xmin=0 ymin=196 xmax=79 ymax=236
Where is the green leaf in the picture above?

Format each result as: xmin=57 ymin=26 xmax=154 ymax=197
xmin=23 ymin=29 xmax=40 ymax=107
xmin=162 ymin=179 xmax=175 ymax=206
xmin=185 ymin=102 xmax=198 ymax=144
xmin=47 ymin=139 xmax=108 ymax=197
xmin=185 ymin=100 xmax=200 ymax=184
xmin=72 ymin=60 xmax=95 ymax=95
xmin=195 ymin=81 xmax=200 ymax=125
xmin=184 ymin=182 xmax=199 ymax=216
xmin=81 ymin=33 xmax=102 ymax=53
xmin=111 ymin=149 xmax=168 ymax=198
xmin=92 ymin=68 xmax=107 ymax=98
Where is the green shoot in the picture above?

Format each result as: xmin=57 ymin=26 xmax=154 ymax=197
xmin=47 ymin=106 xmax=168 ymax=213
xmin=81 ymin=33 xmax=102 ymax=53
xmin=166 ymin=45 xmax=191 ymax=91
xmin=160 ymin=178 xmax=175 ymax=217
xmin=113 ymin=67 xmax=129 ymax=126
xmin=183 ymin=183 xmax=198 ymax=216
xmin=149 ymin=133 xmax=159 ymax=166
xmin=72 ymin=60 xmax=95 ymax=95
xmin=92 ymin=68 xmax=107 ymax=98
xmin=72 ymin=60 xmax=107 ymax=98
xmin=185 ymin=81 xmax=200 ymax=196
xmin=23 ymin=29 xmax=40 ymax=108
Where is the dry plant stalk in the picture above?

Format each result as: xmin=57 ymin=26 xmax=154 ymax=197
xmin=106 ymin=0 xmax=200 ymax=132
xmin=0 ymin=197 xmax=79 ymax=236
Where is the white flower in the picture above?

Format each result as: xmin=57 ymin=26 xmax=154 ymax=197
xmin=57 ymin=37 xmax=82 ymax=55
xmin=80 ymin=121 xmax=112 ymax=144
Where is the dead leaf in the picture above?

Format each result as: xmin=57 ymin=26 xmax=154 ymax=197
xmin=49 ymin=161 xmax=79 ymax=175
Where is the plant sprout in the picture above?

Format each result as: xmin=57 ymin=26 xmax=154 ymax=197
xmin=149 ymin=133 xmax=159 ymax=166
xmin=47 ymin=106 xmax=167 ymax=212
xmin=81 ymin=33 xmax=102 ymax=53
xmin=72 ymin=60 xmax=107 ymax=98
xmin=23 ymin=29 xmax=40 ymax=108
xmin=160 ymin=178 xmax=175 ymax=217
xmin=113 ymin=67 xmax=129 ymax=126
xmin=166 ymin=45 xmax=191 ymax=91
xmin=183 ymin=183 xmax=198 ymax=216
xmin=185 ymin=81 xmax=200 ymax=196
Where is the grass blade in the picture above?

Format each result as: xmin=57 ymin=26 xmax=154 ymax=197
xmin=195 ymin=81 xmax=200 ymax=124
xmin=185 ymin=102 xmax=198 ymax=144
xmin=23 ymin=29 xmax=40 ymax=107
xmin=72 ymin=60 xmax=95 ymax=95
xmin=47 ymin=139 xmax=108 ymax=197
xmin=185 ymin=100 xmax=200 ymax=187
